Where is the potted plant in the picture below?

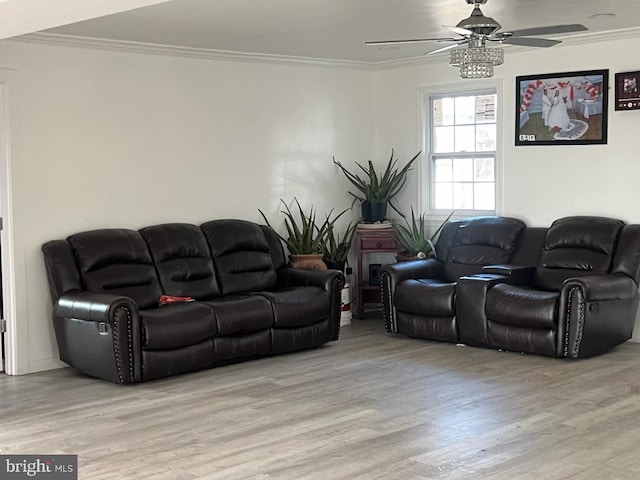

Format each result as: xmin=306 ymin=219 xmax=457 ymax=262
xmin=396 ymin=209 xmax=454 ymax=261
xmin=333 ymin=149 xmax=420 ymax=223
xmin=259 ymin=199 xmax=349 ymax=270
xmin=322 ymin=220 xmax=357 ymax=272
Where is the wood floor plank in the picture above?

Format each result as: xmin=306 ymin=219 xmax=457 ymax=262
xmin=2 ymin=319 xmax=640 ymax=479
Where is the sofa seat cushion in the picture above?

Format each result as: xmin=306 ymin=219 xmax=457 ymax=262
xmin=394 ymin=279 xmax=455 ymax=317
xmin=141 ymin=303 xmax=216 ymax=350
xmin=486 ymin=284 xmax=559 ymax=330
xmin=203 ymin=295 xmax=273 ymax=335
xmin=258 ymin=287 xmax=329 ymax=327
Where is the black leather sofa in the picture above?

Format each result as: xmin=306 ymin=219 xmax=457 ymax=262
xmin=42 ymin=220 xmax=344 ymax=384
xmin=381 ymin=216 xmax=640 ymax=358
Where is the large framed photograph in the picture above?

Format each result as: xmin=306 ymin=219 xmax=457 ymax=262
xmin=615 ymin=71 xmax=640 ymax=111
xmin=516 ymin=69 xmax=609 ymax=146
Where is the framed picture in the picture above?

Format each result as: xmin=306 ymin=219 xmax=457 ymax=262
xmin=615 ymin=71 xmax=640 ymax=111
xmin=516 ymin=69 xmax=609 ymax=146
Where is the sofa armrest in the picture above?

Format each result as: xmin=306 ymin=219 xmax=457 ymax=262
xmin=381 ymin=258 xmax=443 ymax=285
xmin=53 ymin=291 xmax=142 ymax=384
xmin=482 ymin=264 xmax=535 ymax=283
xmin=277 ymin=267 xmax=344 ymax=341
xmin=277 ymin=266 xmax=344 ymax=292
xmin=456 ymin=273 xmax=518 ymax=346
xmin=563 ymin=274 xmax=638 ymax=301
xmin=380 ymin=258 xmax=443 ymax=334
xmin=561 ymin=274 xmax=639 ymax=358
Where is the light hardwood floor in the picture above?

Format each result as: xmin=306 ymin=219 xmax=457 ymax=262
xmin=2 ymin=320 xmax=640 ymax=479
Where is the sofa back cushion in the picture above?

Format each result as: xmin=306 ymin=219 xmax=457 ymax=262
xmin=509 ymin=227 xmax=548 ymax=266
xmin=67 ymin=229 xmax=162 ymax=309
xmin=433 ymin=219 xmax=465 ymax=263
xmin=534 ymin=216 xmax=624 ymax=291
xmin=260 ymin=225 xmax=287 ymax=270
xmin=200 ymin=219 xmax=278 ymax=295
xmin=42 ymin=240 xmax=83 ymax=302
xmin=140 ymin=223 xmax=221 ymax=299
xmin=442 ymin=217 xmax=526 ymax=282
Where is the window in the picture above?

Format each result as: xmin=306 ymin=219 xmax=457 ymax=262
xmin=425 ymin=87 xmax=499 ymax=214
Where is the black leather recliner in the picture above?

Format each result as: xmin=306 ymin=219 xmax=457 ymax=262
xmin=382 ymin=215 xmax=640 ymax=358
xmin=457 ymin=216 xmax=640 ymax=357
xmin=380 ymin=216 xmax=526 ymax=341
xmin=42 ymin=219 xmax=344 ymax=384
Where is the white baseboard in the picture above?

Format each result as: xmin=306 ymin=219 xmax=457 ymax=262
xmin=26 ymin=357 xmax=66 ymax=374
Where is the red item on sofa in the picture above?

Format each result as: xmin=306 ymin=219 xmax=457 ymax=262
xmin=159 ymin=295 xmax=194 ymax=305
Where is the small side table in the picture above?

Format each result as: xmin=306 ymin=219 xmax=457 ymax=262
xmin=354 ymin=228 xmax=399 ymax=318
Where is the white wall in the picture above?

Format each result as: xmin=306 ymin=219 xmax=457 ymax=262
xmin=0 ymin=39 xmax=373 ymax=373
xmin=4 ymin=30 xmax=640 ymax=375
xmin=372 ymin=32 xmax=640 ymax=341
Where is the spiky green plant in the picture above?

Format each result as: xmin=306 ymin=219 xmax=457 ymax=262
xmin=396 ymin=209 xmax=454 ymax=257
xmin=259 ymin=199 xmax=349 ymax=256
xmin=333 ymin=149 xmax=420 ymax=216
xmin=323 ymin=220 xmax=357 ymax=264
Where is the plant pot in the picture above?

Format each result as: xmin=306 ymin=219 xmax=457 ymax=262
xmin=289 ymin=254 xmax=327 ymax=270
xmin=361 ymin=201 xmax=388 ymax=223
xmin=396 ymin=253 xmax=420 ymax=263
xmin=324 ymin=260 xmax=346 ymax=272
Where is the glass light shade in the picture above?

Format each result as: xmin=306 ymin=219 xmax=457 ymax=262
xmin=459 ymin=63 xmax=494 ymax=78
xmin=449 ymin=47 xmax=504 ymax=79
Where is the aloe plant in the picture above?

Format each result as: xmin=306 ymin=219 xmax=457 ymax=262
xmin=333 ymin=149 xmax=420 ymax=216
xmin=322 ymin=221 xmax=356 ymax=264
xmin=396 ymin=209 xmax=454 ymax=257
xmin=259 ymin=199 xmax=349 ymax=256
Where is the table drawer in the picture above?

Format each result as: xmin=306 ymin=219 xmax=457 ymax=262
xmin=360 ymin=236 xmax=398 ymax=250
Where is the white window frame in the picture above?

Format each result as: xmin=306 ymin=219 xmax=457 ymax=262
xmin=418 ymin=79 xmax=503 ymax=220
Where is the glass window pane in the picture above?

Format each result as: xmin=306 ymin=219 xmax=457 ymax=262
xmin=454 ymin=125 xmax=475 ymax=152
xmin=453 ymin=183 xmax=474 ymax=209
xmin=434 ymin=182 xmax=453 ymax=209
xmin=455 ymin=96 xmax=475 ymax=125
xmin=433 ymin=98 xmax=443 ymax=126
xmin=433 ymin=98 xmax=455 ymax=126
xmin=475 ymin=94 xmax=497 ymax=124
xmin=453 ymin=157 xmax=473 ymax=181
xmin=476 ymin=124 xmax=496 ymax=151
xmin=440 ymin=97 xmax=455 ymax=126
xmin=474 ymin=182 xmax=496 ymax=210
xmin=434 ymin=126 xmax=454 ymax=153
xmin=474 ymin=157 xmax=495 ymax=181
xmin=434 ymin=158 xmax=453 ymax=181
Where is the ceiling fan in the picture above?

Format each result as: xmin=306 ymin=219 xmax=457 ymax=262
xmin=366 ymin=0 xmax=588 ymax=78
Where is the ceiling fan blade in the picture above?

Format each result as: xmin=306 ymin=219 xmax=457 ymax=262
xmin=426 ymin=43 xmax=465 ymax=56
xmin=443 ymin=25 xmax=474 ymax=36
xmin=365 ymin=37 xmax=460 ymax=46
xmin=502 ymin=37 xmax=561 ymax=48
xmin=506 ymin=24 xmax=588 ymax=37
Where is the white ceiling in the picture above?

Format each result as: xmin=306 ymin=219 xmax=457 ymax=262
xmin=38 ymin=0 xmax=640 ymax=62
xmin=0 ymin=0 xmax=173 ymax=40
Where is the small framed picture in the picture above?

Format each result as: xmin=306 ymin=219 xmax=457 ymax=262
xmin=615 ymin=71 xmax=640 ymax=111
xmin=516 ymin=69 xmax=609 ymax=146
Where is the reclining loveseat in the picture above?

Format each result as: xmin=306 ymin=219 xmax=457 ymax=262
xmin=42 ymin=220 xmax=344 ymax=384
xmin=381 ymin=216 xmax=640 ymax=358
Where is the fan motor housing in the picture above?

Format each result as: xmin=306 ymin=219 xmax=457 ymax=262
xmin=458 ymin=2 xmax=502 ymax=36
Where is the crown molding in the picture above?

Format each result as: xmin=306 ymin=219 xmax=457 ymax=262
xmin=11 ymin=32 xmax=376 ymax=70
xmin=11 ymin=26 xmax=640 ymax=71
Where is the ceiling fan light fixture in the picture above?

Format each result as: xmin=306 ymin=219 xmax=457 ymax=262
xmin=449 ymin=46 xmax=504 ymax=78
xmin=459 ymin=62 xmax=494 ymax=79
